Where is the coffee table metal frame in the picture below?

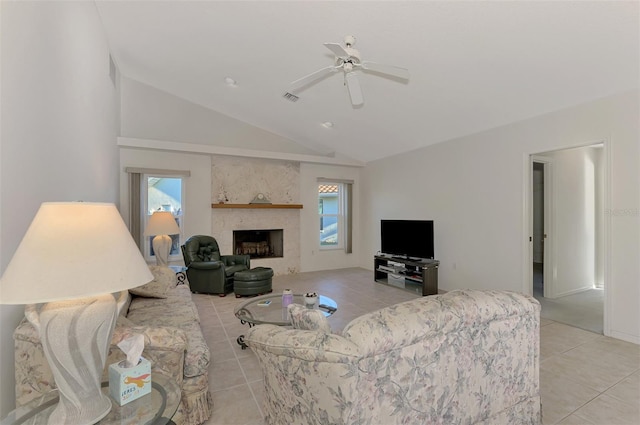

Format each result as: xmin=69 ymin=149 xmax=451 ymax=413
xmin=234 ymin=293 xmax=337 ymax=349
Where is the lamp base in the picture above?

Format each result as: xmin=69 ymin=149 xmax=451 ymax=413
xmin=26 ymin=293 xmax=124 ymax=425
xmin=152 ymin=234 xmax=172 ymax=266
xmin=51 ymin=391 xmax=111 ymax=425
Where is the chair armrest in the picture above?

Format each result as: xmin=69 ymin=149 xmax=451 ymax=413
xmin=245 ymin=325 xmax=361 ymax=424
xmin=221 ymin=254 xmax=250 ymax=267
xmin=108 ymin=323 xmax=188 ymax=387
xmin=187 ymin=260 xmax=223 ymax=270
xmin=245 ymin=324 xmax=360 ymax=363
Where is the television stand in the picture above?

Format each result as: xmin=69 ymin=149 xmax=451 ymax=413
xmin=374 ymin=254 xmax=439 ymax=296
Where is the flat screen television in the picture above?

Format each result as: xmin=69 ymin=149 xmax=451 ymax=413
xmin=381 ymin=219 xmax=434 ymax=260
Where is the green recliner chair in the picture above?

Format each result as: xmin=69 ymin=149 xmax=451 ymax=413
xmin=181 ymin=235 xmax=250 ymax=296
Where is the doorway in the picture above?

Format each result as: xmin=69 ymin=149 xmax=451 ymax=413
xmin=531 ymin=158 xmax=552 ymax=299
xmin=528 ymin=144 xmax=605 ymax=334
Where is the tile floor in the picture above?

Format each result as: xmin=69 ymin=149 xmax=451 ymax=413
xmin=191 ymin=268 xmax=639 ymax=425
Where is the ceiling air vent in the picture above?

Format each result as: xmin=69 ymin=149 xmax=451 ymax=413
xmin=283 ymin=92 xmax=299 ymax=102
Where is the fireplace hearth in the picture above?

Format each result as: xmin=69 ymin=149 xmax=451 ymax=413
xmin=233 ymin=229 xmax=283 ymax=259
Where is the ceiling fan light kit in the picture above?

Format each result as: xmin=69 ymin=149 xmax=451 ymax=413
xmin=290 ymin=35 xmax=409 ymax=107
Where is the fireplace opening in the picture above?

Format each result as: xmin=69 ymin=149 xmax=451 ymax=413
xmin=233 ymin=229 xmax=283 ymax=259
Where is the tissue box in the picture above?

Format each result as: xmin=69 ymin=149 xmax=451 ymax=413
xmin=108 ymin=357 xmax=151 ymax=406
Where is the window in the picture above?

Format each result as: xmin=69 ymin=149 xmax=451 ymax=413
xmin=143 ymin=175 xmax=184 ymax=262
xmin=318 ymin=183 xmax=343 ymax=249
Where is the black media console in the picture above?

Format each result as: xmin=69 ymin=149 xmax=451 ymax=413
xmin=374 ymin=254 xmax=439 ymax=296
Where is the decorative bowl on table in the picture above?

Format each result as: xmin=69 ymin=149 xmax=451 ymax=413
xmin=304 ymin=292 xmax=318 ymax=309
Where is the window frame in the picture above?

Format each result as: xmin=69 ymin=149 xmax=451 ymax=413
xmin=318 ymin=182 xmax=344 ymax=250
xmin=141 ymin=173 xmax=185 ymax=263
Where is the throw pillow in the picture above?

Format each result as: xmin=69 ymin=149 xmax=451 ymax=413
xmin=288 ymin=303 xmax=331 ymax=333
xmin=129 ymin=266 xmax=176 ymax=298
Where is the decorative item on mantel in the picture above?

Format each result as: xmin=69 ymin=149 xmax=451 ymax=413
xmin=250 ymin=193 xmax=271 ymax=204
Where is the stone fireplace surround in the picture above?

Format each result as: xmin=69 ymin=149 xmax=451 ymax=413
xmin=211 ymin=156 xmax=301 ymax=275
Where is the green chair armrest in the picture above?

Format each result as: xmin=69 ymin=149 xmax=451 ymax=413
xmin=188 ymin=260 xmax=223 ymax=270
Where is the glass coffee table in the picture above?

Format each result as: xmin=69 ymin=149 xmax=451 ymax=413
xmin=234 ymin=293 xmax=338 ymax=349
xmin=0 ymin=373 xmax=180 ymax=425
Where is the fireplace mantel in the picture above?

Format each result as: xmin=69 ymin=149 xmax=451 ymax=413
xmin=211 ymin=203 xmax=303 ymax=209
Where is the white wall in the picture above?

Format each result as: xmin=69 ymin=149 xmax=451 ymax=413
xmin=120 ymin=77 xmax=322 ymax=156
xmin=360 ymin=90 xmax=639 ymax=344
xmin=0 ymin=1 xmax=120 ymax=416
xmin=119 ymin=148 xmax=213 ymax=263
xmin=537 ymin=146 xmax=604 ymax=298
xmin=300 ymin=163 xmax=361 ymax=272
xmin=594 ymin=146 xmax=605 ymax=288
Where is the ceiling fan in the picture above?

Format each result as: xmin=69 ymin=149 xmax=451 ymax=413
xmin=289 ymin=35 xmax=409 ymax=106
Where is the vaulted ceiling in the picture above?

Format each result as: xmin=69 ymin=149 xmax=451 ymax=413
xmin=96 ymin=1 xmax=639 ymax=163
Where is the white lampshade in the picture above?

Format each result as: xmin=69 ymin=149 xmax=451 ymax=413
xmin=144 ymin=211 xmax=180 ymax=236
xmin=0 ymin=202 xmax=153 ymax=304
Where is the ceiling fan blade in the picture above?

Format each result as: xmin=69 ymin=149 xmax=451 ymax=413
xmin=345 ymin=72 xmax=364 ymax=106
xmin=361 ymin=61 xmax=410 ymax=80
xmin=324 ymin=42 xmax=350 ymax=58
xmin=290 ymin=66 xmax=339 ymax=92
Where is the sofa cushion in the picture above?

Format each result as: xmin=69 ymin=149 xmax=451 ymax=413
xmin=126 ymin=284 xmax=209 ymax=378
xmin=178 ymin=322 xmax=211 ymax=378
xmin=128 ymin=285 xmax=200 ymax=325
xmin=129 ymin=265 xmax=176 ymax=298
xmin=288 ymin=303 xmax=331 ymax=333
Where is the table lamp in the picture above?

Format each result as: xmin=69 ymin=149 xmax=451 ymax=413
xmin=0 ymin=202 xmax=153 ymax=425
xmin=143 ymin=211 xmax=180 ymax=266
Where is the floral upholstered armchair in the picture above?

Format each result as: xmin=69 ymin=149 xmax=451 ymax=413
xmin=245 ymin=290 xmax=541 ymax=425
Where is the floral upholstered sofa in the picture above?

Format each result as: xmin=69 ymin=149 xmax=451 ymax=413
xmin=245 ymin=290 xmax=541 ymax=425
xmin=13 ymin=266 xmax=212 ymax=425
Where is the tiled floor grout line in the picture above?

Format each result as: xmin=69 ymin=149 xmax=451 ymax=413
xmin=211 ymin=296 xmax=265 ymax=419
xmin=540 ymin=331 xmax=640 ymax=425
xmin=553 ymin=368 xmax=639 ymax=425
xmin=211 ymin=381 xmax=257 ymax=393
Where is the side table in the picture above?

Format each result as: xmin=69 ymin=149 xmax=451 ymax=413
xmin=168 ymin=265 xmax=187 ymax=285
xmin=0 ymin=373 xmax=180 ymax=425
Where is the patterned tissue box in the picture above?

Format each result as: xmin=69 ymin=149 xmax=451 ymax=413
xmin=108 ymin=357 xmax=151 ymax=406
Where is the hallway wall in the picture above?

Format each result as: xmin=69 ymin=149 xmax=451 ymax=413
xmin=360 ymin=90 xmax=639 ymax=344
xmin=538 ymin=145 xmax=604 ymax=298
